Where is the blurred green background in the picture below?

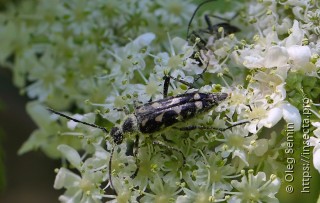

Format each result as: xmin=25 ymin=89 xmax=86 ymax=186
xmin=0 ymin=0 xmax=320 ymax=202
xmin=0 ymin=68 xmax=60 ymax=203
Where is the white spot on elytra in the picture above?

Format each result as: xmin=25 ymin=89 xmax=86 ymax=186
xmin=137 ymin=106 xmax=148 ymax=113
xmin=194 ymin=93 xmax=201 ymax=100
xmin=141 ymin=118 xmax=148 ymax=127
xmin=155 ymin=113 xmax=164 ymax=122
xmin=195 ymin=101 xmax=203 ymax=109
xmin=170 ymin=98 xmax=180 ymax=106
xmin=151 ymin=102 xmax=161 ymax=108
xmin=172 ymin=106 xmax=182 ymax=114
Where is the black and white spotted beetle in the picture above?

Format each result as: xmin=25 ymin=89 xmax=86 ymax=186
xmin=47 ymin=90 xmax=235 ymax=193
xmin=111 ymin=91 xmax=228 ymax=141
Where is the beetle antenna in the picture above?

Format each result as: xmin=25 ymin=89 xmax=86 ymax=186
xmin=47 ymin=108 xmax=109 ymax=134
xmin=48 ymin=108 xmax=120 ymax=194
xmin=187 ymin=0 xmax=217 ymax=39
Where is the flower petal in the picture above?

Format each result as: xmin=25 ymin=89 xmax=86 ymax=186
xmin=263 ymin=46 xmax=288 ymax=68
xmin=281 ymin=103 xmax=301 ymax=131
xmin=285 ymin=20 xmax=304 ymax=47
xmin=58 ymin=144 xmax=82 ymax=169
xmin=313 ymin=146 xmax=320 ymax=174
xmin=133 ymin=32 xmax=155 ymax=47
xmin=287 ymin=45 xmax=311 ymax=68
xmin=309 ymin=137 xmax=319 ymax=147
xmin=54 ymin=167 xmax=81 ymax=189
xmin=263 ymin=108 xmax=282 ymax=128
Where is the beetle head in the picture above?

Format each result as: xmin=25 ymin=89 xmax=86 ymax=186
xmin=110 ymin=126 xmax=123 ymax=145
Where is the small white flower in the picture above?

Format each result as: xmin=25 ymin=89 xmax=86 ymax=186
xmin=196 ymin=152 xmax=237 ymax=188
xmin=55 ymin=168 xmax=104 ymax=203
xmin=229 ymin=171 xmax=280 ymax=203
xmin=177 ymin=171 xmax=228 ymax=203
xmin=140 ymin=175 xmax=181 ymax=202
xmin=246 ymin=106 xmax=280 ymax=134
xmin=215 ymin=126 xmax=255 ymax=166
xmin=218 ymin=86 xmax=250 ymax=118
xmin=246 ymin=102 xmax=301 ymax=133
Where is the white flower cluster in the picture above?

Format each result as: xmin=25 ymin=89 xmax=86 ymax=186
xmin=1 ymin=0 xmax=320 ymax=202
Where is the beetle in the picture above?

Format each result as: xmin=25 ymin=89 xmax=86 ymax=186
xmin=48 ymin=91 xmax=233 ymax=194
xmin=110 ymin=92 xmax=228 ymax=141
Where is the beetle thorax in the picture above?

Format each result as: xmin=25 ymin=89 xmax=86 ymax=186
xmin=122 ymin=114 xmax=139 ymax=134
